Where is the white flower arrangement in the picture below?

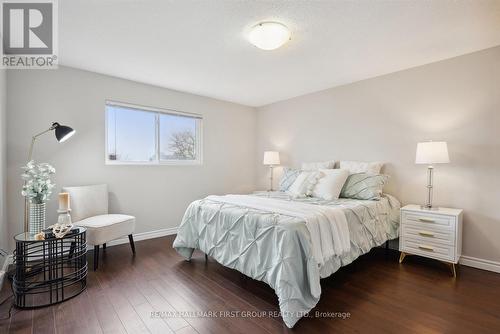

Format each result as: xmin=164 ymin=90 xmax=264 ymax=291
xmin=21 ymin=160 xmax=56 ymax=204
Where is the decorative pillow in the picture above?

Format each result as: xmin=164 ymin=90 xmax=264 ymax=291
xmin=287 ymin=171 xmax=322 ymax=198
xmin=311 ymin=169 xmax=349 ymax=200
xmin=279 ymin=168 xmax=301 ymax=191
xmin=301 ymin=160 xmax=335 ymax=170
xmin=339 ymin=161 xmax=384 ymax=175
xmin=340 ymin=173 xmax=389 ymax=200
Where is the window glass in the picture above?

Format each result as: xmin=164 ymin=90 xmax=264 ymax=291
xmin=105 ymin=102 xmax=202 ymax=164
xmin=159 ymin=113 xmax=198 ymax=161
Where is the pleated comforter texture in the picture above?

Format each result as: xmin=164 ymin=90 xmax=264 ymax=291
xmin=173 ymin=192 xmax=400 ymax=328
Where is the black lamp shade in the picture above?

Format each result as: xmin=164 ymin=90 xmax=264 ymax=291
xmin=53 ymin=123 xmax=75 ymax=143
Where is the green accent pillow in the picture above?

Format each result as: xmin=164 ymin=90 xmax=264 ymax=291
xmin=340 ymin=173 xmax=389 ymax=200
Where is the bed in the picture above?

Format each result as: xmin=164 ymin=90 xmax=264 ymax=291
xmin=173 ymin=191 xmax=400 ymax=328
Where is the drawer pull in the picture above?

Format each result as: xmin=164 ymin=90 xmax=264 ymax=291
xmin=419 ymin=231 xmax=434 ymax=237
xmin=418 ymin=218 xmax=435 ymax=223
xmin=418 ymin=245 xmax=434 ymax=251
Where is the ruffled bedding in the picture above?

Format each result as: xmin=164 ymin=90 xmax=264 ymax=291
xmin=173 ymin=192 xmax=400 ymax=328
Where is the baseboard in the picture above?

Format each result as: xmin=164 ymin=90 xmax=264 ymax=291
xmin=460 ymin=255 xmax=500 ymax=274
xmin=104 ymin=226 xmax=179 ymax=248
xmin=106 ymin=233 xmax=499 ymax=274
xmin=0 ymin=228 xmax=178 ymax=286
xmin=4 ymin=228 xmax=496 ymax=275
xmin=391 ymin=239 xmax=499 ymax=274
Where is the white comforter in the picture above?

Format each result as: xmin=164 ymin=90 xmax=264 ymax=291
xmin=205 ymin=195 xmax=350 ymax=266
xmin=174 ymin=192 xmax=400 ymax=328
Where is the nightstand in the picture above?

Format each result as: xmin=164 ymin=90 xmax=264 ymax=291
xmin=399 ymin=205 xmax=463 ymax=277
xmin=13 ymin=227 xmax=87 ymax=308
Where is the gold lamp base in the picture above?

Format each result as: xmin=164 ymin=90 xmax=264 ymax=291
xmin=419 ymin=205 xmax=441 ymax=211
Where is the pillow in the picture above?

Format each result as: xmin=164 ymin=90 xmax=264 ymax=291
xmin=301 ymin=160 xmax=335 ymax=170
xmin=340 ymin=173 xmax=389 ymax=200
xmin=339 ymin=161 xmax=384 ymax=175
xmin=279 ymin=168 xmax=301 ymax=191
xmin=287 ymin=171 xmax=322 ymax=198
xmin=311 ymin=169 xmax=349 ymax=200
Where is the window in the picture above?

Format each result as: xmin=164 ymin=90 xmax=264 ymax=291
xmin=105 ymin=101 xmax=202 ymax=164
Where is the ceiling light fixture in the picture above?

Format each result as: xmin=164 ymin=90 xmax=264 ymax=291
xmin=248 ymin=22 xmax=291 ymax=50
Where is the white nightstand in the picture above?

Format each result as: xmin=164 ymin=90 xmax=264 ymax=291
xmin=399 ymin=205 xmax=463 ymax=277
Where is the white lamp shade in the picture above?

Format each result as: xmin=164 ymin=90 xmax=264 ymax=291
xmin=263 ymin=151 xmax=280 ymax=165
xmin=415 ymin=141 xmax=450 ymax=164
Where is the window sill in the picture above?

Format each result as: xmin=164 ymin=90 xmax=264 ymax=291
xmin=105 ymin=160 xmax=203 ymax=166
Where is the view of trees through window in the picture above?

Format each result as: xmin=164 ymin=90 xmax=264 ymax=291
xmin=106 ymin=102 xmax=201 ymax=163
xmin=159 ymin=113 xmax=197 ymax=160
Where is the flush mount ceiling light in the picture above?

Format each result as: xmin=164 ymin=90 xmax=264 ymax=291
xmin=248 ymin=22 xmax=291 ymax=50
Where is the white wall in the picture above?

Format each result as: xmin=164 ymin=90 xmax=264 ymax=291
xmin=257 ymin=46 xmax=500 ymax=263
xmin=5 ymin=47 xmax=500 ymax=267
xmin=0 ymin=69 xmax=7 ymax=255
xmin=6 ymin=66 xmax=256 ymax=248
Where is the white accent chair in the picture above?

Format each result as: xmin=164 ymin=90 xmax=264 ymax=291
xmin=62 ymin=184 xmax=136 ymax=270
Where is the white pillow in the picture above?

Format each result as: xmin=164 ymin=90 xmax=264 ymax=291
xmin=311 ymin=169 xmax=349 ymax=200
xmin=339 ymin=161 xmax=384 ymax=175
xmin=301 ymin=160 xmax=335 ymax=170
xmin=287 ymin=171 xmax=322 ymax=198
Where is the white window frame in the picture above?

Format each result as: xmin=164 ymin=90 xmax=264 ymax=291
xmin=105 ymin=100 xmax=203 ymax=166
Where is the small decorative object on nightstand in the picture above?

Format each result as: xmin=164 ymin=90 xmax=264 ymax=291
xmin=57 ymin=192 xmax=73 ymax=226
xmin=399 ymin=205 xmax=463 ymax=277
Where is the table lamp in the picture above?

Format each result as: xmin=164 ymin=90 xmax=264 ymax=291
xmin=415 ymin=141 xmax=450 ymax=210
xmin=263 ymin=151 xmax=280 ymax=191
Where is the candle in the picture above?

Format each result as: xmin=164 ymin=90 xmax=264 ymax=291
xmin=58 ymin=192 xmax=70 ymax=212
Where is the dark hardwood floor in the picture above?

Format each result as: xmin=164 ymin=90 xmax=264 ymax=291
xmin=1 ymin=235 xmax=500 ymax=334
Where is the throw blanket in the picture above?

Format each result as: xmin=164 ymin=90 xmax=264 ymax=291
xmin=205 ymin=195 xmax=350 ymax=265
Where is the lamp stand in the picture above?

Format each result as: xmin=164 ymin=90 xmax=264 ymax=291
xmin=268 ymin=165 xmax=274 ymax=192
xmin=24 ymin=125 xmax=58 ymax=233
xmin=421 ymin=165 xmax=436 ymax=210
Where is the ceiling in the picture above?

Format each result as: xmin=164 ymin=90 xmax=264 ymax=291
xmin=59 ymin=0 xmax=500 ymax=107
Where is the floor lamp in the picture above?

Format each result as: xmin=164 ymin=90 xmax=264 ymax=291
xmin=24 ymin=122 xmax=75 ymax=233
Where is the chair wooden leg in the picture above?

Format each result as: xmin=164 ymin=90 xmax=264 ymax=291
xmin=94 ymin=245 xmax=100 ymax=271
xmin=128 ymin=234 xmax=136 ymax=254
xmin=103 ymin=243 xmax=106 ymax=250
xmin=205 ymin=253 xmax=208 ymax=262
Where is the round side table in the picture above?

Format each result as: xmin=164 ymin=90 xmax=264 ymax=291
xmin=13 ymin=227 xmax=88 ymax=308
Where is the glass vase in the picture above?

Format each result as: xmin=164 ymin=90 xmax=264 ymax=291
xmin=29 ymin=202 xmax=46 ymax=234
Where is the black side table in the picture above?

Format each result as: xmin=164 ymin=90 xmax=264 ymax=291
xmin=13 ymin=227 xmax=88 ymax=308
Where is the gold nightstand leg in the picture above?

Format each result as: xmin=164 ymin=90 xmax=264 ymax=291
xmin=442 ymin=261 xmax=457 ymax=278
xmin=451 ymin=263 xmax=457 ymax=278
xmin=399 ymin=252 xmax=406 ymax=264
